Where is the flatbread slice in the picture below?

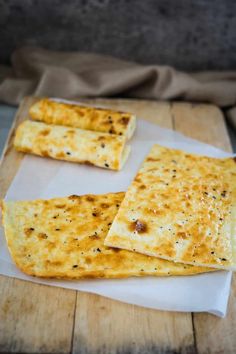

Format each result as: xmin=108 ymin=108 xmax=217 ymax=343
xmin=105 ymin=145 xmax=236 ymax=270
xmin=29 ymin=98 xmax=136 ymax=140
xmin=14 ymin=120 xmax=130 ymax=170
xmin=2 ymin=192 xmax=213 ymax=279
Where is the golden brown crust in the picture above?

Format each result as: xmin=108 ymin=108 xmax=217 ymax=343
xmin=2 ymin=192 xmax=213 ymax=279
xmin=14 ymin=120 xmax=130 ymax=170
xmin=29 ymin=99 xmax=136 ymax=140
xmin=105 ymin=145 xmax=236 ymax=270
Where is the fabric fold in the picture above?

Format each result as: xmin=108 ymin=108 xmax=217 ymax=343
xmin=0 ymin=46 xmax=236 ymax=128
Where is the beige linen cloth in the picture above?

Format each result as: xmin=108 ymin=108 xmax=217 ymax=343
xmin=0 ymin=47 xmax=236 ymax=128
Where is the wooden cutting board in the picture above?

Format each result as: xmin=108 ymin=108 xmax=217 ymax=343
xmin=0 ymin=96 xmax=235 ymax=354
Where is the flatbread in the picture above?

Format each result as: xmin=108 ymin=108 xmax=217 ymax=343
xmin=14 ymin=120 xmax=130 ymax=170
xmin=105 ymin=144 xmax=236 ymax=270
xmin=29 ymin=98 xmax=136 ymax=140
xmin=2 ymin=192 xmax=212 ymax=279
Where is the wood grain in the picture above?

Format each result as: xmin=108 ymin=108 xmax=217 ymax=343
xmin=172 ymin=102 xmax=236 ymax=354
xmin=73 ymin=293 xmax=194 ymax=354
xmin=0 ymin=96 xmax=234 ymax=354
xmin=0 ymin=97 xmax=76 ymax=354
xmin=0 ymin=277 xmax=75 ymax=353
xmin=173 ymin=102 xmax=231 ymax=151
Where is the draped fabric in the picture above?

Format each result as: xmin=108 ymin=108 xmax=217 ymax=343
xmin=1 ymin=47 xmax=236 ymax=128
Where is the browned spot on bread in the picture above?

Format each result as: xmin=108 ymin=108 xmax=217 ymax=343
xmin=40 ymin=129 xmax=50 ymax=136
xmin=89 ymin=234 xmax=100 ymax=240
xmin=91 ymin=111 xmax=98 ymax=119
xmin=24 ymin=228 xmax=34 ymax=237
xmin=112 ymin=248 xmax=121 ymax=253
xmin=177 ymin=232 xmax=188 ymax=239
xmin=50 ymin=260 xmax=62 ymax=266
xmin=41 ymin=150 xmax=50 ymax=157
xmin=38 ymin=233 xmax=48 ymax=240
xmin=82 ymin=272 xmax=106 ymax=279
xmin=147 ymin=157 xmax=160 ymax=162
xmin=139 ymin=184 xmax=146 ymax=190
xmin=85 ymin=257 xmax=92 ymax=264
xmin=47 ymin=241 xmax=56 ymax=250
xmin=84 ymin=160 xmax=94 ymax=166
xmin=100 ymin=203 xmax=109 ymax=209
xmin=86 ymin=196 xmax=95 ymax=202
xmin=56 ymin=204 xmax=66 ymax=208
xmin=56 ymin=152 xmax=66 ymax=158
xmin=45 ymin=259 xmax=62 ymax=266
xmin=134 ymin=176 xmax=142 ymax=183
xmin=129 ymin=220 xmax=148 ymax=234
xmin=69 ymin=195 xmax=80 ymax=199
xmin=67 ymin=130 xmax=76 ymax=134
xmin=119 ymin=117 xmax=130 ymax=125
xmin=77 ymin=110 xmax=85 ymax=116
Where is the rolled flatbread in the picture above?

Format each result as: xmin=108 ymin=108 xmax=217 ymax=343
xmin=30 ymin=98 xmax=136 ymax=140
xmin=14 ymin=120 xmax=130 ymax=170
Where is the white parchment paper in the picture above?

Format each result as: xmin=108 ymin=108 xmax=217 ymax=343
xmin=0 ymin=119 xmax=233 ymax=317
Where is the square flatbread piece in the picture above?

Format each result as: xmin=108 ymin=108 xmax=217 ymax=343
xmin=105 ymin=145 xmax=236 ymax=270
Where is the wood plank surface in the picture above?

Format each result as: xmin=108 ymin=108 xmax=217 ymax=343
xmin=0 ymin=277 xmax=75 ymax=353
xmin=172 ymin=102 xmax=236 ymax=354
xmin=0 ymin=97 xmax=76 ymax=354
xmin=173 ymin=102 xmax=232 ymax=151
xmin=73 ymin=293 xmax=194 ymax=354
xmin=0 ymin=96 xmax=234 ymax=354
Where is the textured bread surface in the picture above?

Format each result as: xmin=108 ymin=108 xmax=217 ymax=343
xmin=14 ymin=120 xmax=130 ymax=170
xmin=30 ymin=98 xmax=136 ymax=140
xmin=2 ymin=192 xmax=212 ymax=279
xmin=105 ymin=145 xmax=236 ymax=270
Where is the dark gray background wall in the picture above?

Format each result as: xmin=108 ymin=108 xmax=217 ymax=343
xmin=0 ymin=0 xmax=236 ymax=71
